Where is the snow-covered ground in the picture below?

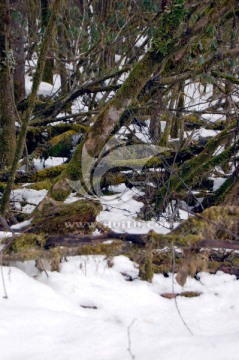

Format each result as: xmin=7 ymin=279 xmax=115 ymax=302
xmin=1 ymin=256 xmax=239 ymax=360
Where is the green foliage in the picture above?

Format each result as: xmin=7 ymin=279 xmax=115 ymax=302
xmin=151 ymin=0 xmax=186 ymax=56
xmin=90 ymin=24 xmax=101 ymax=43
xmin=139 ymin=0 xmax=160 ymax=12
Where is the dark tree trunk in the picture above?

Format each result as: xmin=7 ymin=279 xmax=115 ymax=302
xmin=41 ymin=0 xmax=53 ymax=84
xmin=10 ymin=0 xmax=25 ymax=103
xmin=0 ymin=0 xmax=16 ymax=169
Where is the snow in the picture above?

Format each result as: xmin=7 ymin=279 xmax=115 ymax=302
xmin=96 ymin=188 xmax=171 ymax=234
xmin=11 ymin=188 xmax=47 ymax=205
xmin=186 ymin=127 xmax=219 ymax=141
xmin=25 ymin=75 xmax=54 ymax=97
xmin=10 ymin=188 xmax=47 ymax=213
xmin=11 ymin=219 xmax=32 ymax=230
xmin=184 ymin=82 xmax=226 ymax=123
xmin=25 ymin=74 xmax=62 ymax=97
xmin=1 ymin=256 xmax=239 ymax=360
xmin=210 ymin=177 xmax=227 ymax=191
xmin=198 ymin=128 xmax=219 ymax=138
xmin=184 ymin=82 xmax=213 ymax=112
xmin=135 ymin=35 xmax=148 ymax=47
xmin=118 ymin=122 xmax=152 ymax=143
xmin=33 ymin=157 xmax=66 ymax=170
xmin=0 ymin=232 xmax=12 ymax=240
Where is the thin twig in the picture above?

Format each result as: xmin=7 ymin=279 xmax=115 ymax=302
xmin=127 ymin=319 xmax=136 ymax=360
xmin=172 ymin=246 xmax=193 ymax=335
xmin=0 ymin=252 xmax=8 ymax=299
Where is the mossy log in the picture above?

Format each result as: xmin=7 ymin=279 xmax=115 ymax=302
xmin=2 ymin=240 xmax=125 ymax=264
xmin=200 ymin=170 xmax=238 ymax=210
xmin=26 ymin=180 xmax=52 ymax=191
xmin=45 ymin=137 xmax=206 ymax=202
xmin=0 ymin=165 xmax=67 ymax=184
xmin=172 ymin=206 xmax=239 ymax=241
xmin=25 ymin=123 xmax=88 ymax=155
xmin=31 ymin=199 xmax=102 ymax=235
xmin=2 ymin=205 xmax=239 ymax=254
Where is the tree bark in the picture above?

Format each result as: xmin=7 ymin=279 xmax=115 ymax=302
xmin=41 ymin=0 xmax=54 ymax=84
xmin=0 ymin=0 xmax=16 ymax=169
xmin=10 ymin=0 xmax=25 ymax=103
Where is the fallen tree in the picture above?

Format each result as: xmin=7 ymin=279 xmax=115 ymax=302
xmin=1 ymin=206 xmax=239 ymax=283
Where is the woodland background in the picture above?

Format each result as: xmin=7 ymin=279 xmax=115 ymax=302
xmin=0 ymin=0 xmax=239 ymax=282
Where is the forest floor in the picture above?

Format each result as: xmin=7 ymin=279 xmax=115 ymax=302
xmin=1 ymin=186 xmax=239 ymax=360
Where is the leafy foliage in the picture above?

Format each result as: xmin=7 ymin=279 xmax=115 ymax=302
xmin=151 ymin=0 xmax=186 ymax=55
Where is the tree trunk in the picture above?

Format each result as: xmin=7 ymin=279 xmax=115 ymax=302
xmin=149 ymin=88 xmax=163 ymax=144
xmin=57 ymin=19 xmax=68 ymax=96
xmin=41 ymin=0 xmax=53 ymax=84
xmin=10 ymin=0 xmax=25 ymax=103
xmin=0 ymin=0 xmax=16 ymax=169
xmin=36 ymin=0 xmax=237 ymax=204
xmin=26 ymin=0 xmax=40 ymax=60
xmin=171 ymin=81 xmax=184 ymax=142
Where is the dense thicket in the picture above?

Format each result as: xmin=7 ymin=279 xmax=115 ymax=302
xmin=0 ymin=1 xmax=239 ymax=278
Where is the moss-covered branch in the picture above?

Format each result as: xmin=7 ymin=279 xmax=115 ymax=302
xmin=155 ymin=121 xmax=237 ymax=210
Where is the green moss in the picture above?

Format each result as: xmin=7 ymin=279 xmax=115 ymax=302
xmin=0 ymin=181 xmax=19 ymax=192
xmin=49 ymin=178 xmax=72 ymax=201
xmin=172 ymin=206 xmax=239 ymax=241
xmin=139 ymin=248 xmax=154 ymax=282
xmin=32 ymin=199 xmax=102 ymax=235
xmin=49 ymin=142 xmax=85 ymax=201
xmin=232 ymin=258 xmax=239 ymax=266
xmin=215 ymin=176 xmax=235 ymax=204
xmin=48 ymin=129 xmax=78 ymax=157
xmin=51 ymin=188 xmax=71 ymax=201
xmin=151 ymin=0 xmax=185 ymax=55
xmin=184 ymin=114 xmax=200 ymax=123
xmin=26 ymin=179 xmax=52 ymax=190
xmin=29 ymin=164 xmax=66 ymax=182
xmin=148 ymin=229 xmax=202 ymax=248
xmin=78 ymin=241 xmax=122 ymax=256
xmin=50 ymin=130 xmax=77 ymax=145
xmin=9 ymin=233 xmax=46 ymax=253
xmin=152 ymin=251 xmax=174 ymax=273
xmin=0 ymin=181 xmax=6 ymax=193
xmin=201 ymin=176 xmax=234 ymax=208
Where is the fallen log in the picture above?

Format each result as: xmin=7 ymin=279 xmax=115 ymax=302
xmin=1 ymin=205 xmax=239 ymax=283
xmin=2 ymin=229 xmax=239 ymax=261
xmin=44 ymin=233 xmax=239 ymax=251
xmin=44 ymin=231 xmax=147 ymax=248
